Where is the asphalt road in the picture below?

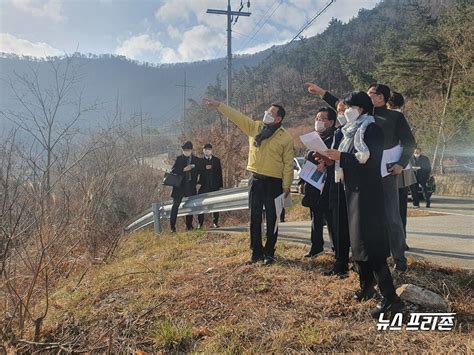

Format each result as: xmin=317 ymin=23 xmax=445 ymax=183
xmin=218 ymin=195 xmax=474 ymax=270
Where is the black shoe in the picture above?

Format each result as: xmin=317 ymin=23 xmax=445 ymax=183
xmin=393 ymin=263 xmax=407 ymax=273
xmin=354 ymin=288 xmax=377 ymax=302
xmin=171 ymin=228 xmax=176 ymax=233
xmin=404 ymin=244 xmax=410 ymax=251
xmin=370 ymin=297 xmax=405 ymax=319
xmin=323 ymin=262 xmax=349 ymax=278
xmin=304 ymin=250 xmax=323 ymax=258
xmin=186 ymin=226 xmax=194 ymax=231
xmin=426 ymin=201 xmax=431 ymax=208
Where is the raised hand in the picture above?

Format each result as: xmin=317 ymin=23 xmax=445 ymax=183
xmin=304 ymin=82 xmax=326 ymax=97
xmin=202 ymin=97 xmax=221 ymax=108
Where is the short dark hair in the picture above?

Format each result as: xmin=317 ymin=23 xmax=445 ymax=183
xmin=415 ymin=147 xmax=422 ymax=152
xmin=368 ymin=83 xmax=391 ymax=103
xmin=344 ymin=91 xmax=374 ymax=115
xmin=316 ymin=107 xmax=337 ymax=122
xmin=389 ymin=91 xmax=405 ymax=108
xmin=271 ymin=103 xmax=286 ymax=120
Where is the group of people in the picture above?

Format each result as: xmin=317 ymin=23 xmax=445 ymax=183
xmin=202 ymin=81 xmax=431 ymax=320
xmin=169 ymin=142 xmax=223 ymax=232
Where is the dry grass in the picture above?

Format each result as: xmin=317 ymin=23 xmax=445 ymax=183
xmin=22 ymin=231 xmax=473 ymax=353
xmin=407 ymin=208 xmax=442 ymax=217
xmin=285 ymin=194 xmax=310 ymax=222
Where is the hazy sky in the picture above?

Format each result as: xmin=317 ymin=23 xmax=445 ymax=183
xmin=0 ymin=0 xmax=380 ymax=64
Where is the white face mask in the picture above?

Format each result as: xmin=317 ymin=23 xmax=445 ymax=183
xmin=183 ymin=150 xmax=192 ymax=157
xmin=414 ymin=153 xmax=420 ymax=158
xmin=337 ymin=114 xmax=347 ymax=126
xmin=344 ymin=107 xmax=361 ymax=123
xmin=315 ymin=121 xmax=326 ymax=132
xmin=203 ymin=149 xmax=212 ymax=156
xmin=262 ymin=111 xmax=275 ymax=124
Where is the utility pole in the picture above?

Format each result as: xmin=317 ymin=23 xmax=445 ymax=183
xmin=175 ymin=70 xmax=194 ymax=133
xmin=206 ymin=1 xmax=251 ymax=108
xmin=206 ymin=1 xmax=251 ymax=188
xmin=139 ymin=105 xmax=144 ymax=165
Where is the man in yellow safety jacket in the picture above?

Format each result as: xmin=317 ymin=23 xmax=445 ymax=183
xmin=203 ymin=97 xmax=294 ymax=265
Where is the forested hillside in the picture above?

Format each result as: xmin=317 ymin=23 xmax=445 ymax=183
xmin=0 ymin=49 xmax=271 ymax=132
xmin=185 ymin=0 xmax=472 ymax=172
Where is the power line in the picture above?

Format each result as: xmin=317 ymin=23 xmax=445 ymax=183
xmin=206 ymin=0 xmax=252 ymax=139
xmin=236 ymin=0 xmax=282 ymax=52
xmin=289 ymin=0 xmax=335 ymax=43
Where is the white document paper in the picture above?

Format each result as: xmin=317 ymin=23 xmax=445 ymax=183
xmin=274 ymin=193 xmax=285 ymax=233
xmin=299 ymin=160 xmax=326 ymax=191
xmin=299 ymin=131 xmax=328 ymax=156
xmin=381 ymin=144 xmax=411 ymax=177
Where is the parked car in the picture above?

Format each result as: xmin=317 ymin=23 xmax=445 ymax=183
xmin=292 ymin=157 xmax=305 ymax=192
xmin=293 ymin=157 xmax=305 ymax=180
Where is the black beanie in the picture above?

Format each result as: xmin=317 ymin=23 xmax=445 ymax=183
xmin=204 ymin=143 xmax=213 ymax=149
xmin=181 ymin=141 xmax=193 ymax=150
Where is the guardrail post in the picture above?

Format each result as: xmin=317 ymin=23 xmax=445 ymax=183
xmin=152 ymin=203 xmax=162 ymax=233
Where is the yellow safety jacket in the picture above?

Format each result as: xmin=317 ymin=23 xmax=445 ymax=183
xmin=218 ymin=103 xmax=294 ymax=188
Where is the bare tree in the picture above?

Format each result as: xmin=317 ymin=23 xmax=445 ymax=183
xmin=0 ymin=55 xmax=98 ymax=203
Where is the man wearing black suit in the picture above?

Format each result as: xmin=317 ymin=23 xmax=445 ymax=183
xmin=411 ymin=147 xmax=432 ymax=208
xmin=197 ymin=143 xmax=223 ymax=229
xmin=170 ymin=141 xmax=201 ymax=232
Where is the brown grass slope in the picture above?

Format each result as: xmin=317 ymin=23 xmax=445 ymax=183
xmin=23 ymin=231 xmax=473 ymax=353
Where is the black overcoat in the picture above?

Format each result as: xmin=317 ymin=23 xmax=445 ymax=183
xmin=414 ymin=155 xmax=431 ymax=183
xmin=339 ymin=122 xmax=389 ymax=263
xmin=170 ymin=154 xmax=200 ymax=198
xmin=197 ymin=156 xmax=223 ymax=193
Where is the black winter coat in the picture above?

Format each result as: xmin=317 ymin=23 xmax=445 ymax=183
xmin=170 ymin=154 xmax=201 ymax=198
xmin=198 ymin=155 xmax=223 ymax=193
xmin=299 ymin=130 xmax=335 ymax=210
xmin=322 ymin=91 xmax=416 ymax=168
xmin=414 ymin=155 xmax=431 ymax=183
xmin=328 ymin=128 xmax=343 ymax=210
xmin=339 ymin=123 xmax=389 ymax=263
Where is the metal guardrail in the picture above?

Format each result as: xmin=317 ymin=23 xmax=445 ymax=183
xmin=124 ymin=186 xmax=250 ymax=233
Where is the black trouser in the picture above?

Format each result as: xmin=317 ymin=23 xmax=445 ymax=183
xmin=410 ymin=181 xmax=431 ymax=206
xmin=355 ymin=259 xmax=397 ymax=301
xmin=398 ymin=187 xmax=408 ymax=236
xmin=198 ymin=187 xmax=219 ymax=226
xmin=332 ymin=188 xmax=350 ymax=270
xmin=249 ymin=175 xmax=283 ymax=259
xmin=309 ymin=206 xmax=333 ymax=255
xmin=170 ymin=195 xmax=193 ymax=231
xmin=198 ymin=211 xmax=219 ymax=226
